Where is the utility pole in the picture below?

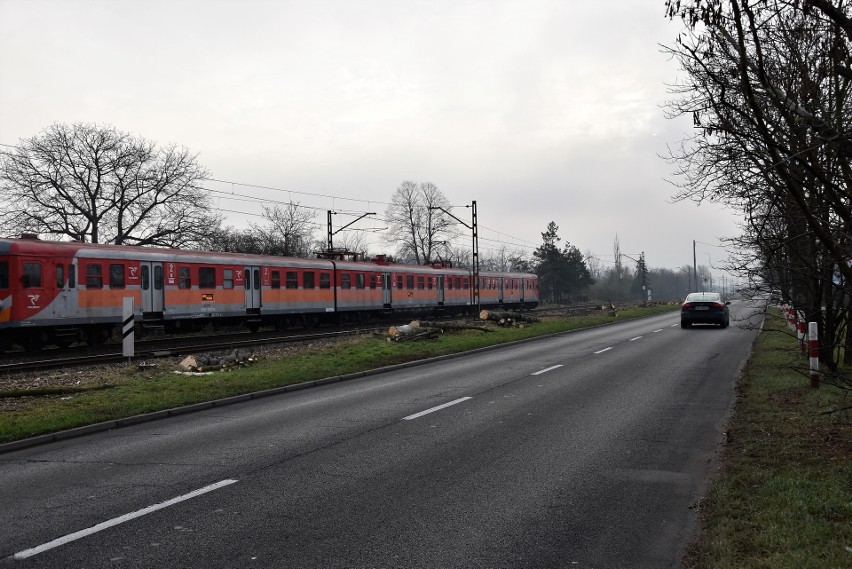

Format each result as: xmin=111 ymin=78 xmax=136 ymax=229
xmin=693 ymin=240 xmax=697 ymax=293
xmin=429 ymin=200 xmax=480 ymax=312
xmin=325 ymin=210 xmax=375 ymax=258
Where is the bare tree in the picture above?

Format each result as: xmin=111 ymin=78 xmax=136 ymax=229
xmin=0 ymin=122 xmax=221 ymax=247
xmin=664 ymin=0 xmax=852 ymax=376
xmin=331 ymin=229 xmax=373 ymax=260
xmin=252 ymin=202 xmax=318 ymax=257
xmin=383 ymin=181 xmax=459 ymax=264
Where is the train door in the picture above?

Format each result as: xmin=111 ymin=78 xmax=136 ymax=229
xmin=437 ymin=275 xmax=445 ymax=304
xmin=15 ymin=258 xmax=48 ymax=349
xmin=53 ymin=260 xmax=78 ymax=320
xmin=244 ymin=265 xmax=262 ymax=310
xmin=140 ymin=262 xmax=165 ymax=315
xmin=382 ymin=273 xmax=392 ymax=307
xmin=519 ymin=278 xmax=525 ymax=303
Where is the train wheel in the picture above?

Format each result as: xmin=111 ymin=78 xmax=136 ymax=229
xmin=0 ymin=332 xmax=12 ymax=353
xmin=86 ymin=325 xmax=111 ymax=346
xmin=247 ymin=322 xmax=261 ymax=333
xmin=21 ymin=331 xmax=47 ymax=352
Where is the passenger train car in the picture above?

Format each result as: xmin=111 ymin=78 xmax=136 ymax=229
xmin=0 ymin=237 xmax=539 ymax=351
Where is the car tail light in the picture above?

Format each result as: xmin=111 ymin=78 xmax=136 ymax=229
xmin=713 ymin=302 xmax=725 ymax=309
xmin=682 ymin=302 xmax=694 ymax=309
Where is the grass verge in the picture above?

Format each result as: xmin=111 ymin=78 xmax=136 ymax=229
xmin=684 ymin=310 xmax=851 ymax=568
xmin=0 ymin=304 xmax=676 ymax=444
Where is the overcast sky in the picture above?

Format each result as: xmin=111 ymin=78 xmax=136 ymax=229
xmin=0 ymin=0 xmax=741 ymax=276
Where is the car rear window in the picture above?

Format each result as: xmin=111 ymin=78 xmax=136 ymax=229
xmin=686 ymin=293 xmax=720 ymax=302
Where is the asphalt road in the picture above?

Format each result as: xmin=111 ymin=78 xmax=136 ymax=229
xmin=1 ymin=302 xmax=765 ymax=568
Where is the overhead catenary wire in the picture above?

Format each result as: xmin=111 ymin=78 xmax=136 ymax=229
xmin=0 ymin=150 xmax=548 ymax=257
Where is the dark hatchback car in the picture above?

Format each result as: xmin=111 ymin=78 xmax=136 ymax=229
xmin=681 ymin=292 xmax=730 ymax=328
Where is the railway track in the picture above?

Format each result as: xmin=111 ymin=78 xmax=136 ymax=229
xmin=0 ymin=305 xmax=616 ymax=376
xmin=0 ymin=325 xmax=390 ymax=375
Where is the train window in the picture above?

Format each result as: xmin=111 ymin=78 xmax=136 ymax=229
xmin=142 ymin=265 xmax=150 ymax=290
xmin=178 ymin=267 xmax=191 ymax=289
xmin=271 ymin=271 xmax=281 ymax=289
xmin=463 ymin=277 xmax=469 ymax=290
xmin=319 ymin=272 xmax=331 ymax=289
xmin=356 ymin=273 xmax=365 ymax=289
xmin=455 ymin=277 xmax=461 ymax=289
xmin=199 ymin=267 xmax=216 ymax=289
xmin=369 ymin=274 xmax=377 ymax=289
xmin=428 ymin=277 xmax=433 ymax=290
xmin=154 ymin=265 xmax=163 ymax=290
xmin=417 ymin=276 xmax=424 ymax=290
xmin=447 ymin=277 xmax=453 ymax=290
xmin=396 ymin=275 xmax=403 ymax=289
xmin=21 ymin=262 xmax=42 ymax=288
xmin=0 ymin=262 xmax=7 ymax=289
xmin=56 ymin=264 xmax=64 ymax=288
xmin=253 ymin=269 xmax=260 ymax=290
xmin=110 ymin=264 xmax=125 ymax=288
xmin=304 ymin=271 xmax=315 ymax=289
xmin=68 ymin=264 xmax=76 ymax=288
xmin=341 ymin=273 xmax=351 ymax=289
xmin=223 ymin=269 xmax=234 ymax=289
xmin=406 ymin=275 xmax=414 ymax=289
xmin=286 ymin=271 xmax=298 ymax=289
xmin=86 ymin=264 xmax=102 ymax=289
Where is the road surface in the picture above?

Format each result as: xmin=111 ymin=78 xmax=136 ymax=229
xmin=1 ymin=302 xmax=764 ymax=568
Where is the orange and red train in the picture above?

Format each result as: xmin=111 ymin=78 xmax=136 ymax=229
xmin=0 ymin=236 xmax=539 ymax=351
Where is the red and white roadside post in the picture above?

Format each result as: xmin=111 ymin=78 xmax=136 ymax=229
xmin=808 ymin=322 xmax=819 ymax=389
xmin=797 ymin=314 xmax=807 ymax=353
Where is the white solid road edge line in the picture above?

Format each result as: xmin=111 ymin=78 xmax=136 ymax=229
xmin=402 ymin=397 xmax=473 ymax=421
xmin=13 ymin=479 xmax=239 ymax=560
xmin=531 ymin=364 xmax=563 ymax=376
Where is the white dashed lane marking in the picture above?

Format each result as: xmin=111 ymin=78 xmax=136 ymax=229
xmin=531 ymin=365 xmax=563 ymax=376
xmin=13 ymin=479 xmax=239 ymax=560
xmin=402 ymin=397 xmax=473 ymax=421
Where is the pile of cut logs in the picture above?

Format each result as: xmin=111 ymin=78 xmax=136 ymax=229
xmin=386 ymin=311 xmax=538 ymax=341
xmin=386 ymin=320 xmax=491 ymax=341
xmin=478 ymin=310 xmax=539 ymax=327
xmin=178 ymin=350 xmax=256 ymax=372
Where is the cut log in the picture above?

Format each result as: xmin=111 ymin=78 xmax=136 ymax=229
xmin=387 ymin=327 xmax=443 ymax=342
xmin=418 ymin=320 xmax=491 ymax=332
xmin=388 ymin=324 xmax=418 ymax=338
xmin=179 ymin=355 xmax=198 ymax=371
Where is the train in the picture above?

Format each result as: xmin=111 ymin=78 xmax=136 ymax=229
xmin=0 ymin=236 xmax=539 ymax=351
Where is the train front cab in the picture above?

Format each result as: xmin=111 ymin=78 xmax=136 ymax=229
xmin=0 ymin=244 xmax=84 ymax=351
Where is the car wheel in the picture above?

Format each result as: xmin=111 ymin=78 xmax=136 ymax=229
xmin=681 ymin=320 xmax=691 ymax=329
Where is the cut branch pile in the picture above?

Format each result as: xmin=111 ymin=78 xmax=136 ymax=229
xmin=178 ymin=350 xmax=256 ymax=372
xmin=479 ymin=310 xmax=539 ymax=327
